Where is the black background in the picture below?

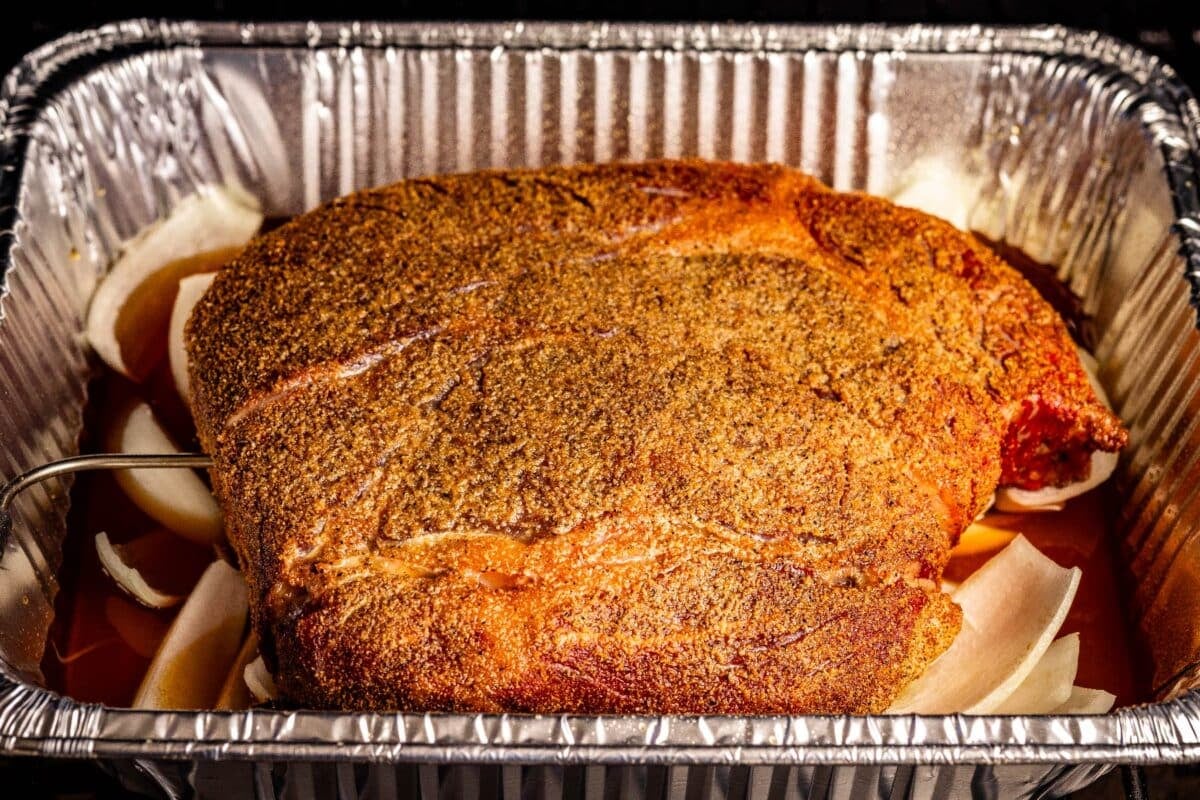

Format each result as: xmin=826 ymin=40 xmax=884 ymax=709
xmin=2 ymin=4 xmax=1200 ymax=799
xmin=2 ymin=3 xmax=1199 ymax=85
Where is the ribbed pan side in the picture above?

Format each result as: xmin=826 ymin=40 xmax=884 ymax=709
xmin=0 ymin=45 xmax=296 ymax=686
xmin=157 ymin=760 xmax=1113 ymax=800
xmin=1102 ymin=222 xmax=1200 ymax=697
xmin=293 ymin=46 xmax=907 ymax=204
xmin=3 ymin=21 xmax=1200 ymax=800
xmin=959 ymin=50 xmax=1200 ymax=699
xmin=0 ymin=138 xmax=91 ymax=684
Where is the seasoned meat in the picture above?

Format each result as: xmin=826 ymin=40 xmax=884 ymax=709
xmin=187 ymin=160 xmax=1125 ymax=713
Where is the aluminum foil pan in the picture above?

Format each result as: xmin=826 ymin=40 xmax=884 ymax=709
xmin=2 ymin=20 xmax=1200 ymax=800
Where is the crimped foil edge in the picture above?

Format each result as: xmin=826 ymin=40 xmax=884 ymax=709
xmin=0 ymin=21 xmax=1199 ymax=771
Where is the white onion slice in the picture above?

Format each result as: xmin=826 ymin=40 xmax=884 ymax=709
xmin=995 ymin=348 xmax=1119 ymax=512
xmin=86 ymin=186 xmax=261 ymax=378
xmin=244 ymin=655 xmax=279 ymax=703
xmin=991 ymin=633 xmax=1080 ymax=714
xmin=169 ymin=272 xmax=217 ymax=405
xmin=995 ymin=449 xmax=1119 ymax=513
xmin=887 ymin=535 xmax=1080 ymax=714
xmin=106 ymin=401 xmax=223 ymax=544
xmin=992 ymin=496 xmax=1065 ymax=513
xmin=133 ymin=560 xmax=248 ymax=710
xmin=886 ymin=157 xmax=982 ymax=230
xmin=1054 ymin=686 xmax=1117 ymax=715
xmin=215 ymin=632 xmax=260 ymax=710
xmin=95 ymin=532 xmax=182 ymax=609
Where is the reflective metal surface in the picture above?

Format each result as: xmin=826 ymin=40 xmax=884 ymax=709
xmin=1 ymin=20 xmax=1199 ymax=799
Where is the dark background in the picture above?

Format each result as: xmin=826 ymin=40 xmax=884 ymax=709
xmin=2 ymin=4 xmax=1200 ymax=799
xmin=2 ymin=2 xmax=1199 ymax=85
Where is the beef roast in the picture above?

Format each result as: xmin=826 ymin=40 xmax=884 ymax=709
xmin=187 ymin=161 xmax=1125 ymax=713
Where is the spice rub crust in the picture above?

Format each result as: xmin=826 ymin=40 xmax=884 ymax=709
xmin=188 ymin=160 xmax=1124 ymax=712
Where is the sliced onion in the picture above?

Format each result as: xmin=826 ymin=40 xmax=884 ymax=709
xmin=1054 ymin=686 xmax=1117 ymax=715
xmin=133 ymin=560 xmax=248 ymax=710
xmin=168 ymin=272 xmax=217 ymax=405
xmin=95 ymin=532 xmax=182 ymax=609
xmin=992 ymin=496 xmax=1065 ymax=513
xmin=105 ymin=400 xmax=223 ymax=544
xmin=995 ymin=449 xmax=1119 ymax=513
xmin=215 ymin=632 xmax=260 ymax=710
xmin=86 ymin=186 xmax=261 ymax=379
xmin=886 ymin=157 xmax=982 ymax=231
xmin=887 ymin=535 xmax=1081 ymax=714
xmin=991 ymin=633 xmax=1080 ymax=714
xmin=244 ymin=655 xmax=279 ymax=703
xmin=109 ymin=528 xmax=210 ymax=596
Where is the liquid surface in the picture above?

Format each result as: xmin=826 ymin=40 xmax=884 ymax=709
xmin=44 ymin=365 xmax=210 ymax=705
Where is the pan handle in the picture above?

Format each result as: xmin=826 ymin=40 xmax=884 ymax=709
xmin=0 ymin=453 xmax=213 ymax=546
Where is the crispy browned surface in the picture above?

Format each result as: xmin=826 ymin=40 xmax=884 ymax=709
xmin=187 ymin=160 xmax=1125 ymax=713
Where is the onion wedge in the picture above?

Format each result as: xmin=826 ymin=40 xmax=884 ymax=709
xmin=1054 ymin=686 xmax=1117 ymax=715
xmin=215 ymin=632 xmax=260 ymax=710
xmin=133 ymin=560 xmax=248 ymax=710
xmin=991 ymin=633 xmax=1080 ymax=714
xmin=95 ymin=532 xmax=182 ymax=609
xmin=105 ymin=400 xmax=223 ymax=544
xmin=168 ymin=272 xmax=217 ymax=405
xmin=887 ymin=157 xmax=982 ymax=230
xmin=887 ymin=535 xmax=1081 ymax=714
xmin=995 ymin=449 xmax=1119 ymax=513
xmin=244 ymin=655 xmax=279 ymax=704
xmin=86 ymin=186 xmax=261 ymax=379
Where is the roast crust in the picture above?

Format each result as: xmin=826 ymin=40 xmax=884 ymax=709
xmin=187 ymin=160 xmax=1125 ymax=713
